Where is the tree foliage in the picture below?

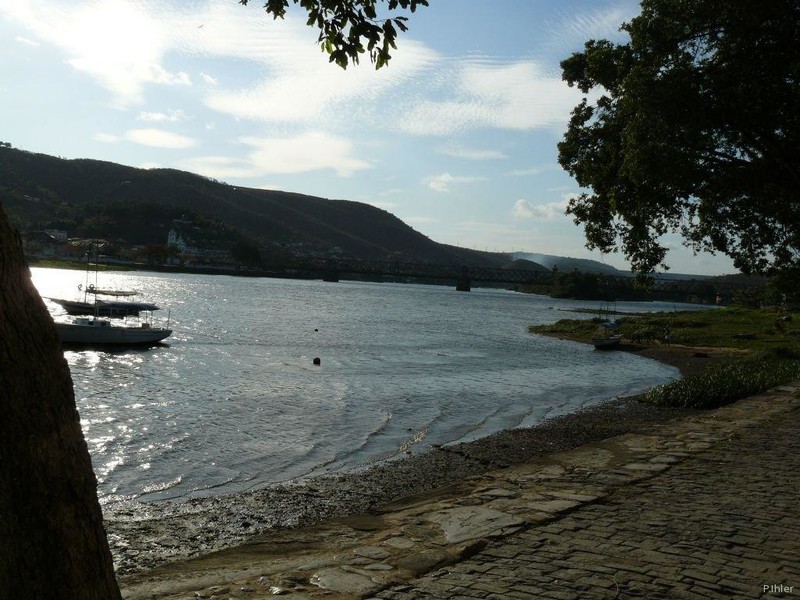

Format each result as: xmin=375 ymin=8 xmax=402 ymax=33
xmin=239 ymin=0 xmax=428 ymax=68
xmin=559 ymin=0 xmax=800 ymax=276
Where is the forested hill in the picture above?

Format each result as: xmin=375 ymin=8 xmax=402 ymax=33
xmin=0 ymin=146 xmax=507 ymax=267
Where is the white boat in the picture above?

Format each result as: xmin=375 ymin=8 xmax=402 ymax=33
xmin=50 ymin=245 xmax=172 ymax=347
xmin=55 ymin=317 xmax=172 ymax=347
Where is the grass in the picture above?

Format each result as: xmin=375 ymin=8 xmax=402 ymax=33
xmin=531 ymin=307 xmax=800 ymax=351
xmin=530 ymin=307 xmax=800 ymax=409
xmin=644 ymin=350 xmax=800 ymax=409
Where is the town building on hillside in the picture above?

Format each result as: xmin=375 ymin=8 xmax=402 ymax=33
xmin=167 ymin=225 xmax=231 ymax=266
xmin=167 ymin=228 xmax=190 ymax=254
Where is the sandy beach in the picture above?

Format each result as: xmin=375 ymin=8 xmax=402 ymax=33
xmin=106 ymin=341 xmax=727 ymax=578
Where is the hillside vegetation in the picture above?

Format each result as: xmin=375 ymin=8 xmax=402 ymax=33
xmin=0 ymin=146 xmax=505 ymax=267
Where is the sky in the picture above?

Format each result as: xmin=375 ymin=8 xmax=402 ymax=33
xmin=0 ymin=0 xmax=737 ymax=276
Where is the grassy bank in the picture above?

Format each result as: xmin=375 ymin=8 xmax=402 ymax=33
xmin=530 ymin=307 xmax=800 ymax=409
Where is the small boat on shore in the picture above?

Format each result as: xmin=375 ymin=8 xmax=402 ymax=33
xmin=592 ymin=334 xmax=622 ymax=350
xmin=55 ymin=316 xmax=172 ymax=347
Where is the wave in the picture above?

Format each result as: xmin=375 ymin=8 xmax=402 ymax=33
xmin=140 ymin=475 xmax=183 ymax=496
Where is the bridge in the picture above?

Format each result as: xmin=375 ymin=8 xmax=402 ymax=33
xmin=264 ymin=257 xmax=721 ymax=302
xmin=280 ymin=258 xmax=553 ymax=291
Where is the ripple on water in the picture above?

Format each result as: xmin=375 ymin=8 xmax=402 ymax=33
xmin=31 ymin=270 xmax=687 ymax=503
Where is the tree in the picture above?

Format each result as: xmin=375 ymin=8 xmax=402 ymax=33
xmin=0 ymin=203 xmax=121 ymax=598
xmin=231 ymin=240 xmax=262 ymax=267
xmin=239 ymin=0 xmax=428 ymax=68
xmin=558 ymin=0 xmax=800 ymax=276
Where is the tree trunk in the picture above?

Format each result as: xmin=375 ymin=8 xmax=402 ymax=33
xmin=0 ymin=204 xmax=121 ymax=599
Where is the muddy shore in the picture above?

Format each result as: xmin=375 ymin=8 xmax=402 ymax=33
xmin=107 ymin=342 xmax=719 ymax=577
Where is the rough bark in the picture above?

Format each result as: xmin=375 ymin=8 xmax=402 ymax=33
xmin=0 ymin=204 xmax=121 ymax=599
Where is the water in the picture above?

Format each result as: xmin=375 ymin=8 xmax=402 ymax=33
xmin=32 ymin=267 xmax=686 ymax=506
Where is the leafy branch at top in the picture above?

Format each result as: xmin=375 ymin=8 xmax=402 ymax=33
xmin=239 ymin=0 xmax=428 ymax=69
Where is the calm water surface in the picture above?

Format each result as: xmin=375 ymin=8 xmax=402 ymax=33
xmin=32 ymin=268 xmax=687 ymax=505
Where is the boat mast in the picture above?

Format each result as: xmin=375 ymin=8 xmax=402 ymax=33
xmin=83 ymin=249 xmax=90 ymax=304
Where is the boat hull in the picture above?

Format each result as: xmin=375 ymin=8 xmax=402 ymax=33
xmin=592 ymin=335 xmax=622 ymax=350
xmin=50 ymin=298 xmax=159 ymax=317
xmin=56 ymin=322 xmax=172 ymax=347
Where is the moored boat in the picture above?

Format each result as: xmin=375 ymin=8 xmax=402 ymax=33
xmin=49 ymin=281 xmax=159 ymax=317
xmin=49 ymin=247 xmax=172 ymax=347
xmin=55 ymin=317 xmax=172 ymax=347
xmin=49 ymin=297 xmax=160 ymax=317
xmin=592 ymin=334 xmax=622 ymax=350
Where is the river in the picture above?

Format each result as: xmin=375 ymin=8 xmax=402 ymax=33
xmin=31 ymin=267 xmax=686 ymax=506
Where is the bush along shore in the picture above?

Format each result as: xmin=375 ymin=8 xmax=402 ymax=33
xmin=530 ymin=306 xmax=800 ymax=409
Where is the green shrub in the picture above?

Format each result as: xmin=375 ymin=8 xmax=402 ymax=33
xmin=644 ymin=359 xmax=800 ymax=409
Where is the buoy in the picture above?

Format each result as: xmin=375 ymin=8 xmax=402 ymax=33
xmin=313 ymin=357 xmax=321 ymax=366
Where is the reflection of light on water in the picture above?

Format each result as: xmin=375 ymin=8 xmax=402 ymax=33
xmin=96 ymin=454 xmax=125 ymax=484
xmin=29 ymin=268 xmax=695 ymax=504
xmin=65 ymin=350 xmax=103 ymax=369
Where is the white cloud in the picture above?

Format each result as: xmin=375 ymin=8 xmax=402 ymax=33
xmin=404 ymin=216 xmax=440 ymax=226
xmin=203 ymin=35 xmax=438 ymax=125
xmin=137 ymin=109 xmax=188 ymax=122
xmin=397 ymin=59 xmax=583 ymax=136
xmin=2 ymin=1 xmax=573 ymax=138
xmin=559 ymin=3 xmax=637 ymax=48
xmin=369 ymin=200 xmax=399 ymax=211
xmin=2 ymin=0 xmax=191 ymax=107
xmin=242 ymin=132 xmax=370 ymax=177
xmin=179 ymin=131 xmax=370 ymax=179
xmin=505 ymin=164 xmax=555 ymax=177
xmin=424 ymin=172 xmax=487 ymax=193
xmin=437 ymin=145 xmax=507 ymax=160
xmin=92 ymin=127 xmax=195 ymax=150
xmin=93 ymin=133 xmax=119 ymax=143
xmin=124 ymin=128 xmax=197 ymax=149
xmin=15 ymin=35 xmax=39 ymax=47
xmin=175 ymin=155 xmax=255 ymax=179
xmin=512 ymin=199 xmax=569 ymax=220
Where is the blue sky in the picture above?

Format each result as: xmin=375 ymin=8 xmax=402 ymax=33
xmin=1 ymin=0 xmax=737 ymax=275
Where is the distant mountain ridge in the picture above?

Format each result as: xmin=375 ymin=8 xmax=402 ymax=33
xmin=0 ymin=146 xmax=516 ymax=267
xmin=512 ymin=252 xmax=624 ymax=275
xmin=512 ymin=252 xmax=713 ymax=281
xmin=0 ymin=146 xmax=720 ymax=279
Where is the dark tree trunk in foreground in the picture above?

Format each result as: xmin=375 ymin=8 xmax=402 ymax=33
xmin=0 ymin=204 xmax=121 ymax=599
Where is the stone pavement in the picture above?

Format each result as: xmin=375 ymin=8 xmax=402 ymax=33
xmin=120 ymin=384 xmax=800 ymax=600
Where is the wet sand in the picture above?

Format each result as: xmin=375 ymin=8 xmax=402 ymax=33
xmin=107 ymin=342 xmax=724 ymax=577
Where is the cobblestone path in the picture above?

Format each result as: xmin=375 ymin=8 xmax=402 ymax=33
xmin=374 ymin=396 xmax=800 ymax=599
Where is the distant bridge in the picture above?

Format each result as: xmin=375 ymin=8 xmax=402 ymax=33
xmin=269 ymin=258 xmax=720 ymax=301
xmin=283 ymin=258 xmax=554 ymax=291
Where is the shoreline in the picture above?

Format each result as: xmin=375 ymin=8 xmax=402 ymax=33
xmin=108 ymin=338 xmax=716 ymax=577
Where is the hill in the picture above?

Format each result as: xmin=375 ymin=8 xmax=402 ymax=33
xmin=0 ymin=146 xmax=508 ymax=268
xmin=512 ymin=252 xmax=624 ymax=275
